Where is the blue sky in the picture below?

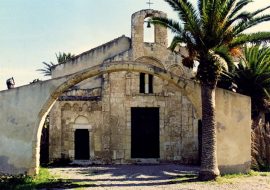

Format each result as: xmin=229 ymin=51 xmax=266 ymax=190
xmin=0 ymin=0 xmax=269 ymax=90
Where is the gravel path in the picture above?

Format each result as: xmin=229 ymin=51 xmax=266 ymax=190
xmin=48 ymin=164 xmax=270 ymax=190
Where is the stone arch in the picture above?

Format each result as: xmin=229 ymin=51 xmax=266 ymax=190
xmin=74 ymin=115 xmax=89 ymax=125
xmin=0 ymin=59 xmax=251 ymax=176
xmin=62 ymin=103 xmax=71 ymax=111
xmin=135 ymin=56 xmax=165 ymax=68
xmin=168 ymin=64 xmax=186 ymax=77
xmin=82 ymin=103 xmax=88 ymax=112
xmin=136 ymin=57 xmax=165 ymax=94
xmin=30 ymin=61 xmax=201 ymax=175
xmin=72 ymin=103 xmax=80 ymax=112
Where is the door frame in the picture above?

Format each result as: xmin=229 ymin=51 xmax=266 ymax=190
xmin=71 ymin=124 xmax=93 ymax=160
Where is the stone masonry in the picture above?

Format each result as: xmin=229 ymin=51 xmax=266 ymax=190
xmin=49 ymin=9 xmax=199 ymax=164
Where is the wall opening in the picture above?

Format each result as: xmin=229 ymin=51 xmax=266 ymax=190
xmin=144 ymin=18 xmax=154 ymax=43
xmin=139 ymin=73 xmax=154 ymax=94
xmin=131 ymin=107 xmax=160 ymax=158
xmin=39 ymin=115 xmax=49 ymax=165
xmin=75 ymin=129 xmax=90 ymax=160
xmin=198 ymin=119 xmax=202 ymax=166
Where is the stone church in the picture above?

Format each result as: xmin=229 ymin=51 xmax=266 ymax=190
xmin=48 ymin=9 xmax=250 ymax=170
xmin=49 ymin=9 xmax=198 ymax=164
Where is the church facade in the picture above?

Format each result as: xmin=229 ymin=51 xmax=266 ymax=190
xmin=48 ymin=9 xmax=251 ymax=171
xmin=49 ymin=9 xmax=199 ymax=164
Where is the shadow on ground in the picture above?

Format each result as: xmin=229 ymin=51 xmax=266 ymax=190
xmin=48 ymin=164 xmax=201 ymax=189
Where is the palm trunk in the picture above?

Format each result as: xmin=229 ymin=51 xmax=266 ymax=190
xmin=251 ymin=112 xmax=270 ymax=170
xmin=251 ymin=111 xmax=264 ymax=129
xmin=199 ymin=84 xmax=220 ymax=180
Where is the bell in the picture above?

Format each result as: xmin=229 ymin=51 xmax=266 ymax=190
xmin=147 ymin=21 xmax=151 ymax=28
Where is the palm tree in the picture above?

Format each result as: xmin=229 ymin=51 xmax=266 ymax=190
xmin=151 ymin=0 xmax=270 ymax=180
xmin=222 ymin=45 xmax=270 ymax=125
xmin=37 ymin=52 xmax=75 ymax=76
xmin=56 ymin=52 xmax=75 ymax=65
xmin=220 ymin=45 xmax=270 ymax=171
xmin=37 ymin=62 xmax=56 ymax=76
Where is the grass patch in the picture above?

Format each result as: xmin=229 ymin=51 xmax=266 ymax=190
xmin=170 ymin=170 xmax=270 ymax=185
xmin=170 ymin=173 xmax=199 ymax=184
xmin=248 ymin=170 xmax=270 ymax=177
xmin=220 ymin=170 xmax=270 ymax=178
xmin=215 ymin=170 xmax=270 ymax=184
xmin=0 ymin=168 xmax=69 ymax=190
xmin=0 ymin=167 xmax=95 ymax=190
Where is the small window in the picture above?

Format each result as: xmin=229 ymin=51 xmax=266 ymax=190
xmin=139 ymin=73 xmax=153 ymax=94
xmin=140 ymin=73 xmax=145 ymax=93
xmin=149 ymin=74 xmax=153 ymax=93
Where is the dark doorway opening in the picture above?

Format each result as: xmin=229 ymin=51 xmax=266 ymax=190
xmin=40 ymin=115 xmax=49 ymax=165
xmin=198 ymin=119 xmax=202 ymax=165
xmin=40 ymin=125 xmax=49 ymax=165
xmin=75 ymin=129 xmax=90 ymax=160
xmin=131 ymin=107 xmax=160 ymax=158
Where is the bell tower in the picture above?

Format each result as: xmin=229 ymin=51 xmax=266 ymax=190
xmin=131 ymin=9 xmax=168 ymax=50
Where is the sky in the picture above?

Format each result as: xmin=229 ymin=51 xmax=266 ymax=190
xmin=0 ymin=0 xmax=269 ymax=90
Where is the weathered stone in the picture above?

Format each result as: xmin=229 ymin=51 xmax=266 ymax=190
xmin=0 ymin=9 xmax=251 ymax=176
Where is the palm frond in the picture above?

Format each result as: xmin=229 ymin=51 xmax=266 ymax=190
xmin=37 ymin=52 xmax=75 ymax=76
xmin=228 ymin=0 xmax=252 ymax=20
xmin=165 ymin=0 xmax=201 ymax=38
xmin=234 ymin=15 xmax=270 ymax=35
xmin=221 ymin=45 xmax=270 ymax=112
xmin=229 ymin=32 xmax=270 ymax=48
xmin=251 ymin=5 xmax=270 ymax=17
xmin=36 ymin=62 xmax=56 ymax=76
xmin=169 ymin=35 xmax=185 ymax=51
xmin=56 ymin=52 xmax=75 ymax=64
xmin=151 ymin=17 xmax=183 ymax=34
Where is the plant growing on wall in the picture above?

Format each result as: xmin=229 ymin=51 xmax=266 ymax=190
xmin=37 ymin=52 xmax=75 ymax=76
xmin=151 ymin=0 xmax=270 ymax=180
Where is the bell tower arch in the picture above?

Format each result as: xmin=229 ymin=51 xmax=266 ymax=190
xmin=131 ymin=9 xmax=168 ymax=49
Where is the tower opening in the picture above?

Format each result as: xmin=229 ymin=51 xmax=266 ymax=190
xmin=144 ymin=18 xmax=154 ymax=43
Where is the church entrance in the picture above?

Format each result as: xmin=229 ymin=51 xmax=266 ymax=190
xmin=75 ymin=129 xmax=90 ymax=160
xmin=131 ymin=107 xmax=160 ymax=158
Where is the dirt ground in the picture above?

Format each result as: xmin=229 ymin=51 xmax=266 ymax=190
xmin=48 ymin=164 xmax=270 ymax=190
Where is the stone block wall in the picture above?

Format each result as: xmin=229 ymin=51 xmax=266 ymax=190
xmin=49 ymin=70 xmax=199 ymax=164
xmin=49 ymin=9 xmax=199 ymax=165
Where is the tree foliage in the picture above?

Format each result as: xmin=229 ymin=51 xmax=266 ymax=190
xmin=151 ymin=0 xmax=270 ymax=87
xmin=151 ymin=0 xmax=270 ymax=180
xmin=37 ymin=52 xmax=75 ymax=76
xmin=221 ymin=45 xmax=270 ymax=116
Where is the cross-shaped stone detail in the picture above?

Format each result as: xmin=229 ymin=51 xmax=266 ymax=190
xmin=146 ymin=0 xmax=154 ymax=9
